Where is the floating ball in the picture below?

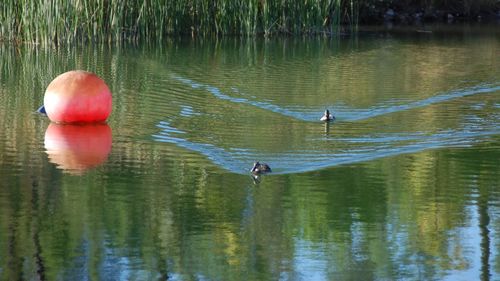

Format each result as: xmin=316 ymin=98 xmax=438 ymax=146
xmin=44 ymin=70 xmax=112 ymax=123
xmin=44 ymin=123 xmax=112 ymax=174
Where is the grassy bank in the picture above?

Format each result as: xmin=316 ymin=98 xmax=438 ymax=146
xmin=0 ymin=0 xmax=498 ymax=45
xmin=0 ymin=0 xmax=356 ymax=45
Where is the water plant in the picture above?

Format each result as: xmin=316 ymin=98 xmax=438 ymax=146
xmin=1 ymin=0 xmax=497 ymax=45
xmin=0 ymin=0 xmax=358 ymax=45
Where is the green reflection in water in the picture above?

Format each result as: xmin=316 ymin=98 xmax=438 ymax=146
xmin=0 ymin=25 xmax=499 ymax=280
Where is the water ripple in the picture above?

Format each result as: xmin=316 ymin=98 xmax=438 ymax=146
xmin=342 ymin=84 xmax=500 ymax=121
xmin=172 ymin=75 xmax=312 ymax=120
xmin=154 ymin=75 xmax=500 ymax=174
xmin=153 ymin=120 xmax=499 ymax=174
xmin=153 ymin=121 xmax=250 ymax=173
xmin=171 ymin=74 xmax=500 ymax=122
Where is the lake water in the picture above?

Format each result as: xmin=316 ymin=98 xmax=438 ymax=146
xmin=0 ymin=24 xmax=499 ymax=280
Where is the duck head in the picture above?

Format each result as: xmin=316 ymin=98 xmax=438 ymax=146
xmin=251 ymin=161 xmax=260 ymax=173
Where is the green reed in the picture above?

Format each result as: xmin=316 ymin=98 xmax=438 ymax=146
xmin=0 ymin=0 xmax=358 ymax=45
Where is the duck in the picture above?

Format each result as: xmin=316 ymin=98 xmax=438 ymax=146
xmin=250 ymin=161 xmax=272 ymax=174
xmin=320 ymin=109 xmax=335 ymax=122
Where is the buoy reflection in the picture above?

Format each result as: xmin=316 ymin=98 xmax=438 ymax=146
xmin=44 ymin=123 xmax=112 ymax=174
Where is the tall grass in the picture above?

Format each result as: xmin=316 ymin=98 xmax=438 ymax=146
xmin=0 ymin=0 xmax=358 ymax=45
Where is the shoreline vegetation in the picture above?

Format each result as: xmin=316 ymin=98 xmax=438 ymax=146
xmin=1 ymin=0 xmax=499 ymax=45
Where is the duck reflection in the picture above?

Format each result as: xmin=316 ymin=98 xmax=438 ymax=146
xmin=251 ymin=173 xmax=262 ymax=184
xmin=44 ymin=123 xmax=112 ymax=174
xmin=324 ymin=122 xmax=331 ymax=135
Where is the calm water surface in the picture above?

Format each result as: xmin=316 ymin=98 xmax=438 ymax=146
xmin=0 ymin=25 xmax=499 ymax=280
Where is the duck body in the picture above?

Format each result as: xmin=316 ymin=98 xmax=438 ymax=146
xmin=251 ymin=161 xmax=272 ymax=174
xmin=320 ymin=109 xmax=335 ymax=122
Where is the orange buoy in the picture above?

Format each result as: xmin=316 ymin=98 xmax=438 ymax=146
xmin=44 ymin=123 xmax=112 ymax=174
xmin=41 ymin=70 xmax=112 ymax=123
